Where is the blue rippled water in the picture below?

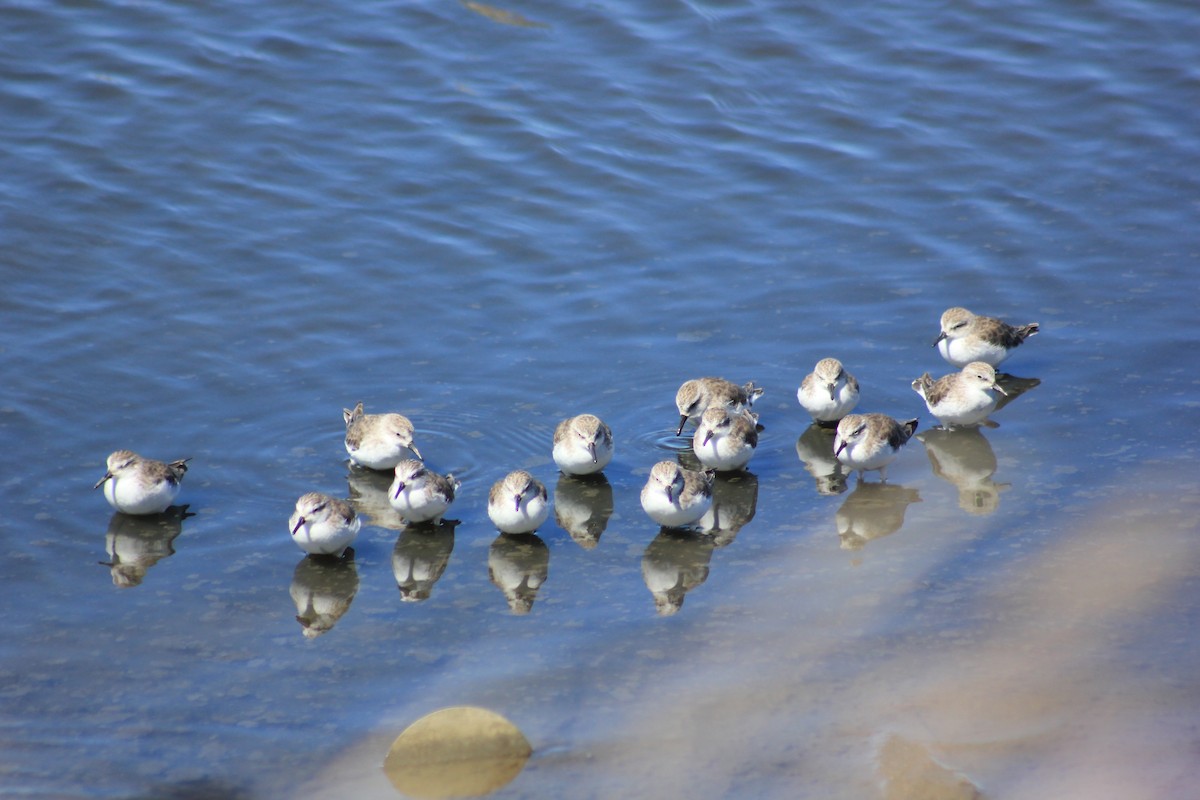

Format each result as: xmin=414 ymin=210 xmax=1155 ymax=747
xmin=2 ymin=0 xmax=1198 ymax=797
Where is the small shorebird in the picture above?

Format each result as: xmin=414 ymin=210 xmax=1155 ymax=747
xmin=343 ymin=402 xmax=422 ymax=470
xmin=912 ymin=361 xmax=1008 ymax=428
xmin=674 ymin=377 xmax=763 ymax=436
xmin=94 ymin=450 xmax=190 ymax=515
xmin=388 ymin=460 xmax=460 ymax=525
xmin=692 ymin=406 xmax=758 ymax=472
xmin=833 ymin=413 xmax=918 ymax=483
xmin=552 ymin=413 xmax=614 ymax=476
xmin=934 ymin=307 xmax=1039 ymax=368
xmin=487 ymin=470 xmax=549 ymax=534
xmin=640 ymin=461 xmax=714 ymax=528
xmin=797 ymin=358 xmax=860 ymax=425
xmin=289 ymin=492 xmax=361 ymax=557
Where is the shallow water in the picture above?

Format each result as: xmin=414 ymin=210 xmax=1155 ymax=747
xmin=2 ymin=0 xmax=1199 ymax=797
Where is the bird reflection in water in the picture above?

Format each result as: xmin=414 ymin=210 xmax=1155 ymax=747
xmin=391 ymin=521 xmax=456 ymax=602
xmin=99 ymin=506 xmax=193 ymax=588
xmin=345 ymin=467 xmax=408 ymax=531
xmin=918 ymin=427 xmax=1010 ymax=515
xmin=553 ymin=474 xmax=613 ymax=549
xmin=993 ymin=373 xmax=1041 ymax=415
xmin=488 ymin=533 xmax=549 ymax=615
xmin=642 ymin=528 xmax=715 ymax=616
xmin=290 ymin=554 xmax=360 ymax=638
xmin=697 ymin=471 xmax=759 ymax=548
xmin=835 ymin=482 xmax=922 ymax=551
xmin=795 ymin=424 xmax=849 ymax=496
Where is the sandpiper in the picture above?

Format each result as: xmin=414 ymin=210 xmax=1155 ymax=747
xmin=388 ymin=459 xmax=460 ymax=525
xmin=487 ymin=470 xmax=549 ymax=534
xmin=833 ymin=413 xmax=918 ymax=482
xmin=343 ymin=402 xmax=422 ymax=470
xmin=94 ymin=450 xmax=190 ymax=515
xmin=797 ymin=358 xmax=860 ymax=425
xmin=552 ymin=413 xmax=614 ymax=476
xmin=289 ymin=492 xmax=361 ymax=557
xmin=692 ymin=407 xmax=758 ymax=472
xmin=912 ymin=361 xmax=1008 ymax=428
xmin=640 ymin=461 xmax=713 ymax=528
xmin=934 ymin=307 xmax=1039 ymax=368
xmin=674 ymin=377 xmax=763 ymax=436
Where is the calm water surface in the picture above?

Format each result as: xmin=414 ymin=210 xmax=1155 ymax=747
xmin=2 ymin=0 xmax=1198 ymax=798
